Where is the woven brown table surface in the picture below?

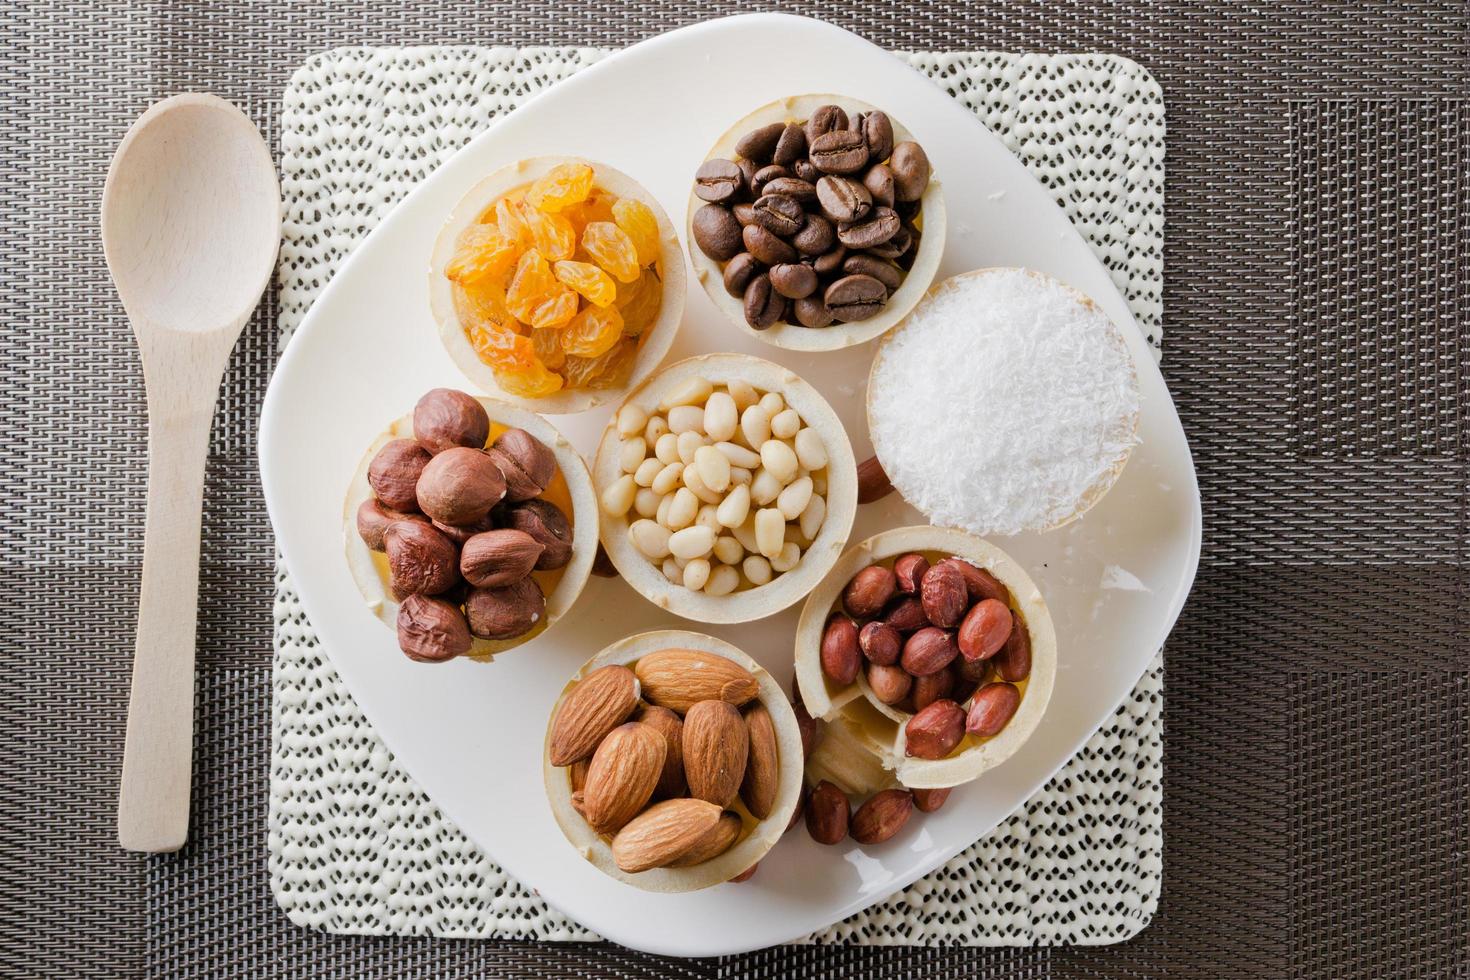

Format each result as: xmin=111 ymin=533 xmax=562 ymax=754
xmin=4 ymin=1 xmax=1467 ymax=977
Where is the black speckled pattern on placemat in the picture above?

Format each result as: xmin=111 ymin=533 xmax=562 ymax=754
xmin=3 ymin=1 xmax=1467 ymax=978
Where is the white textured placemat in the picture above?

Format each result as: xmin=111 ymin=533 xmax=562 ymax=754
xmin=269 ymin=46 xmax=1166 ymax=946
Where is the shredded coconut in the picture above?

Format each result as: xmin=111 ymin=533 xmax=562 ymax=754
xmin=870 ymin=269 xmax=1139 ymax=536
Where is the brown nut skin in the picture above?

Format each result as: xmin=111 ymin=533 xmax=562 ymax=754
xmin=489 ymin=428 xmax=557 ymax=502
xmin=866 ymin=663 xmax=912 ymax=705
xmin=955 ymin=651 xmax=993 ymax=687
xmin=893 ymin=553 xmax=929 ymax=594
xmin=856 ymin=455 xmax=893 ymax=504
xmin=820 ymin=613 xmax=861 ymax=686
xmin=901 ymin=626 xmax=959 ymax=676
xmin=729 ymin=863 xmax=759 ymax=883
xmin=805 ymin=780 xmax=850 ymax=845
xmin=851 ymin=788 xmax=913 ymax=845
xmin=936 ymin=557 xmax=1010 ymax=604
xmin=910 ymin=666 xmax=954 ymax=712
xmin=920 ymin=561 xmax=969 ymax=629
xmin=967 ymin=682 xmax=1021 ymax=737
xmin=415 ymin=447 xmax=506 ymax=527
xmin=431 ymin=512 xmax=496 ymax=546
xmin=500 ymin=498 xmax=572 ymax=570
xmin=994 ymin=616 xmax=1033 ymax=682
xmin=384 ymin=520 xmax=460 ymax=597
xmin=460 ymin=528 xmax=543 ymax=588
xmin=367 ymin=438 xmax=431 ymax=513
xmin=463 ymin=575 xmax=545 ymax=640
xmin=357 ymin=498 xmax=426 ymax=551
xmin=904 ymin=699 xmax=966 ymax=759
xmin=591 ymin=543 xmax=619 ymax=578
xmin=793 ymin=700 xmax=823 ymax=759
xmin=859 ymin=620 xmax=902 ymax=666
xmin=911 ymin=786 xmax=951 ymax=813
xmin=884 ymin=596 xmax=930 ymax=633
xmin=957 ymin=598 xmax=1015 ymax=662
xmin=634 ymin=703 xmax=686 ymax=800
xmin=395 ymin=594 xmax=472 ymax=663
xmin=413 ymin=388 xmax=490 ymax=455
xmin=842 ymin=565 xmax=897 ymax=619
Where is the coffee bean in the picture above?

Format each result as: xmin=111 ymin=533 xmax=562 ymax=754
xmin=752 ymin=194 xmax=805 ymax=237
xmin=792 ymin=158 xmax=819 ymax=183
xmin=722 ymin=252 xmax=762 ymax=298
xmin=738 ymin=158 xmax=760 ymax=197
xmin=897 ymin=228 xmax=921 ymax=270
xmin=809 ymin=130 xmax=869 ymax=174
xmin=743 ymin=273 xmax=786 ymax=329
xmin=750 ymin=164 xmax=789 ymax=198
xmin=736 ymin=123 xmax=785 ymax=163
xmin=733 ymin=202 xmax=757 ymax=226
xmin=805 ymin=105 xmax=848 ymax=145
xmin=837 ymin=207 xmax=900 ymax=249
xmin=692 ymin=204 xmax=743 ymax=261
xmin=890 ymin=141 xmax=931 ymax=201
xmin=824 ymin=274 xmax=887 ymax=321
xmin=792 ymin=214 xmax=835 ymax=255
xmin=844 ymin=253 xmax=902 ymax=290
xmin=794 ymin=296 xmax=835 ymax=328
xmin=860 ymin=110 xmax=894 ymax=162
xmin=816 ymin=175 xmax=872 ymax=223
xmin=742 ymin=223 xmax=798 ymax=265
xmin=769 ymin=262 xmax=818 ymax=299
xmin=772 ymin=122 xmax=807 ymax=166
xmin=761 ymin=177 xmax=817 ymax=206
xmin=863 ymin=164 xmax=896 ymax=208
xmin=894 ymin=197 xmax=921 ymax=221
xmin=813 ymin=245 xmax=847 ymax=276
xmin=694 ymin=158 xmax=744 ymax=203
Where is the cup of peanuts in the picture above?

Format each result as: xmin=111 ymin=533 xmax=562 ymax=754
xmin=592 ymin=353 xmax=857 ymax=623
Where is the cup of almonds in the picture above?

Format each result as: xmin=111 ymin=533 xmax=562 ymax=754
xmin=543 ymin=630 xmax=804 ymax=890
xmin=687 ymin=95 xmax=945 ymax=352
xmin=343 ymin=388 xmax=598 ymax=662
xmin=793 ymin=525 xmax=1056 ymax=788
xmin=592 ymin=353 xmax=857 ymax=623
xmin=430 ymin=156 xmax=686 ymax=412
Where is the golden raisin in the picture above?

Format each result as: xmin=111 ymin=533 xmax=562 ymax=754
xmin=612 ymin=198 xmax=660 ymax=266
xmin=468 ymin=323 xmax=535 ymax=371
xmin=446 ymin=225 xmax=518 ymax=285
xmin=494 ymin=197 xmax=528 ymax=248
xmin=581 ymin=221 xmax=640 ymax=283
xmin=565 ymin=192 xmax=616 ymax=237
xmin=561 ymin=304 xmax=624 ymax=358
xmin=495 ymin=361 xmax=564 ymax=398
xmin=553 ymin=260 xmax=616 ymax=308
xmin=526 ymin=286 xmax=580 ymax=331
xmin=506 ymin=250 xmax=558 ymax=323
xmin=615 ymin=269 xmax=663 ymax=337
xmin=526 ymin=162 xmax=594 ymax=213
xmin=565 ymin=338 xmax=637 ymax=389
xmin=520 ymin=203 xmax=575 ymax=261
xmin=454 ymin=278 xmax=519 ymax=336
xmin=530 ymin=327 xmax=566 ymax=371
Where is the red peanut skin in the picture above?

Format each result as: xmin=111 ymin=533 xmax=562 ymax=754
xmin=820 ymin=614 xmax=861 ymax=686
xmin=806 ymin=780 xmax=851 ymax=845
xmin=901 ymin=627 xmax=959 ymax=676
xmin=994 ymin=616 xmax=1032 ymax=682
xmin=966 ymin=682 xmax=1021 ymax=737
xmin=904 ymin=699 xmax=965 ymax=759
xmin=957 ymin=598 xmax=1014 ymax=662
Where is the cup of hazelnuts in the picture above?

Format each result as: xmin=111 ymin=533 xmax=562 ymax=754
xmin=343 ymin=388 xmax=599 ymax=663
xmin=793 ymin=525 xmax=1055 ymax=789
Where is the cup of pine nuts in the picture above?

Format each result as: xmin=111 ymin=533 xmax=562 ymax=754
xmin=592 ymin=353 xmax=857 ymax=623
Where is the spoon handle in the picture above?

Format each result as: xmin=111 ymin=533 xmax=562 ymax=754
xmin=117 ymin=336 xmax=230 ymax=852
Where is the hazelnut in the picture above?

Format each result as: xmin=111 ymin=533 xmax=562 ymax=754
xmin=356 ymin=498 xmax=426 ymax=551
xmin=842 ymin=565 xmax=896 ymax=619
xmin=367 ymin=438 xmax=430 ymax=512
xmin=415 ymin=447 xmax=506 ymax=526
xmin=904 ymin=699 xmax=965 ymax=759
xmin=413 ymin=388 xmax=489 ymax=455
xmin=460 ymin=528 xmax=544 ymax=588
xmin=893 ymin=553 xmax=929 ymax=594
xmin=384 ymin=520 xmax=460 ymax=597
xmin=500 ymin=498 xmax=572 ymax=570
xmin=488 ymin=428 xmax=557 ymax=502
xmin=920 ymin=561 xmax=968 ymax=628
xmin=464 ymin=575 xmax=545 ymax=640
xmin=431 ymin=513 xmax=497 ymax=546
xmin=395 ymin=594 xmax=472 ymax=662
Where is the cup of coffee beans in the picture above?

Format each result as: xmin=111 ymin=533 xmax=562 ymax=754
xmin=687 ymin=95 xmax=946 ymax=353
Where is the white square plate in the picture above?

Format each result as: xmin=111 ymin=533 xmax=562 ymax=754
xmin=259 ymin=13 xmax=1200 ymax=956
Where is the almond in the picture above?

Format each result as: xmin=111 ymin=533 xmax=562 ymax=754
xmin=634 ymin=703 xmax=686 ymax=799
xmin=581 ymin=723 xmax=666 ymax=835
xmin=568 ymin=758 xmax=589 ymax=792
xmin=549 ymin=665 xmax=639 ymax=766
xmin=683 ymin=700 xmax=749 ymax=808
xmin=634 ymin=649 xmax=758 ymax=714
xmin=668 ymin=810 xmax=742 ymax=867
xmin=612 ymin=798 xmax=723 ymax=873
xmin=739 ymin=702 xmax=780 ymax=819
xmin=850 ymin=788 xmax=914 ymax=844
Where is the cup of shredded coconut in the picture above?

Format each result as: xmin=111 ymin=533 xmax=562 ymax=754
xmin=866 ymin=268 xmax=1140 ymax=536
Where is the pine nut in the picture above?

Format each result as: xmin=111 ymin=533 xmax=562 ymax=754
xmin=727 ymin=379 xmax=758 ymax=410
xmin=750 ymin=467 xmax=782 ymax=505
xmin=794 ymin=428 xmax=827 ymax=470
xmin=651 ymin=461 xmax=683 ymax=496
xmin=619 ymin=437 xmax=647 ymax=474
xmin=683 ymin=463 xmax=723 ymax=504
xmin=770 ymin=541 xmax=801 ymax=572
xmin=758 ymin=391 xmax=784 ymax=416
xmin=703 ymin=391 xmax=738 ymax=442
xmin=654 ymin=431 xmax=680 ymax=465
xmin=695 ymin=504 xmax=722 ymax=532
xmin=714 ymin=441 xmax=761 ymax=469
xmin=731 ymin=516 xmax=759 ymax=553
xmin=694 ymin=445 xmax=731 ymax=493
xmin=655 ymin=491 xmax=673 ymax=527
xmin=729 ymin=466 xmax=752 ymax=486
xmin=704 ymin=563 xmax=740 ymax=596
xmin=668 ymin=525 xmax=716 ymax=561
xmin=713 ymin=534 xmax=744 ymax=565
xmin=668 ymin=405 xmax=704 ymax=434
xmin=682 ymin=558 xmax=712 ymax=591
xmin=754 ymin=508 xmax=785 ymax=559
xmin=661 ymin=557 xmax=681 ymax=584
xmin=770 ymin=408 xmax=801 ymax=440
xmin=660 ymin=376 xmax=712 ymax=411
xmin=777 ymin=476 xmax=813 ymax=521
xmin=666 ymin=486 xmax=698 ymax=530
xmin=644 ymin=414 xmax=668 ymax=444
xmin=799 ymin=493 xmax=826 ymax=540
xmin=717 ymin=482 xmax=751 ymax=527
xmin=676 ymin=429 xmax=705 ymax=465
xmin=630 ymin=519 xmax=672 ymax=559
xmin=634 ymin=487 xmax=660 ymax=518
xmin=601 ymin=474 xmax=636 ymax=516
xmin=616 ymin=403 xmax=648 ymax=437
xmin=633 ymin=457 xmax=662 ymax=488
xmin=742 ymin=555 xmax=773 ymax=586
xmin=740 ymin=404 xmax=770 ymax=447
xmin=759 ymin=440 xmax=800 ymax=485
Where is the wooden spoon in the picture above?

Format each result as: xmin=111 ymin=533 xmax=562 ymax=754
xmin=102 ymin=94 xmax=280 ymax=852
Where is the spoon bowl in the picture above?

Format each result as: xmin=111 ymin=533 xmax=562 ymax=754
xmin=103 ymin=93 xmax=280 ymax=852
